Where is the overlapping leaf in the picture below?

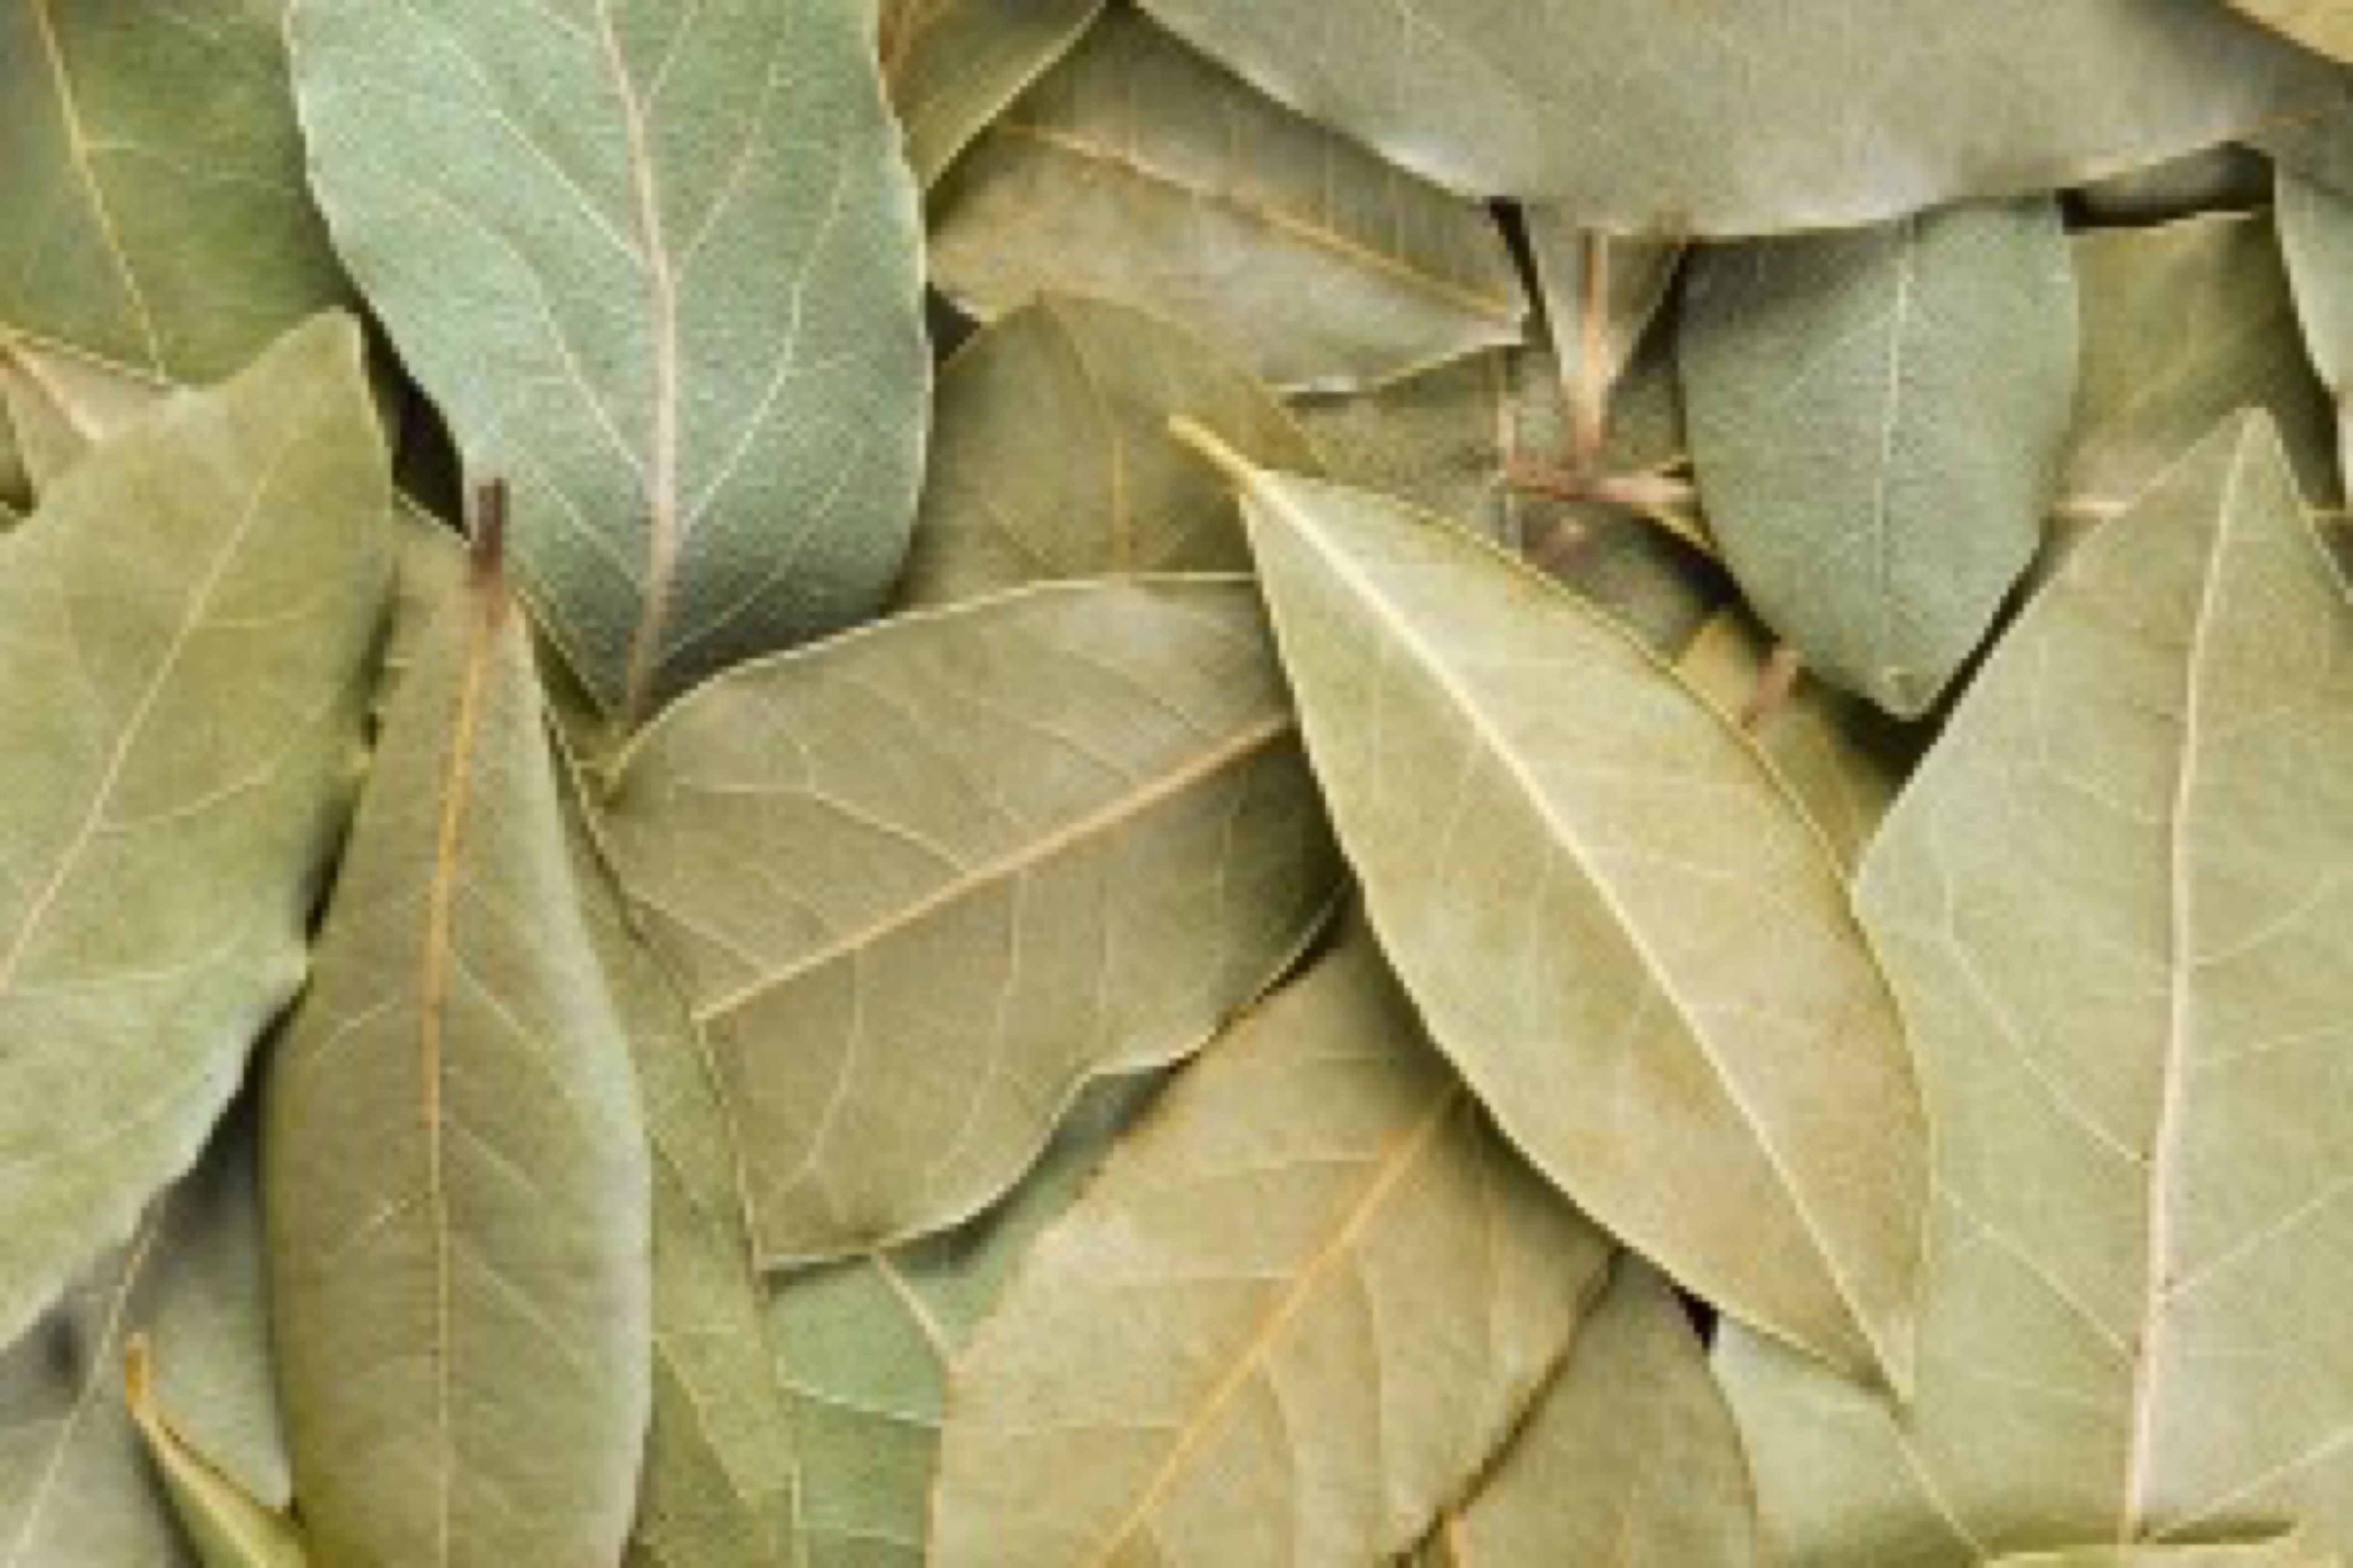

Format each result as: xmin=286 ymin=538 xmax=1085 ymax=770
xmin=1133 ymin=0 xmax=2347 ymax=230
xmin=0 ymin=316 xmax=391 ymax=1350
xmin=265 ymin=548 xmax=651 ymax=1566
xmin=898 ymin=293 xmax=1317 ymax=605
xmin=599 ymin=576 xmax=1339 ymax=1266
xmin=290 ymin=0 xmax=930 ymax=721
xmin=930 ymin=933 xmax=1613 ymax=1566
xmin=122 ymin=1341 xmax=307 ymax=1568
xmin=1721 ymin=417 xmax=2353 ymax=1559
xmin=880 ymin=0 xmax=1102 ymax=186
xmin=1196 ymin=439 xmax=1926 ymax=1386
xmin=929 ymin=11 xmax=1524 ymax=392
xmin=1682 ymin=198 xmax=2079 ymax=716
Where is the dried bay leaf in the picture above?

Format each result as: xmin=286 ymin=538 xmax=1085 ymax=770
xmin=2225 ymin=1 xmax=2353 ymax=63
xmin=929 ymin=933 xmax=1614 ymax=1567
xmin=1682 ymin=198 xmax=2080 ymax=717
xmin=1190 ymin=437 xmax=1926 ymax=1387
xmin=1426 ymin=1261 xmax=1758 ymax=1568
xmin=265 ymin=546 xmax=652 ymax=1566
xmin=0 ymin=1111 xmax=286 ymax=1568
xmin=929 ymin=11 xmax=1524 ymax=394
xmin=0 ymin=316 xmax=391 ymax=1350
xmin=0 ymin=0 xmax=346 ymax=381
xmin=880 ymin=0 xmax=1102 ymax=187
xmin=599 ymin=576 xmax=1339 ymax=1266
xmin=123 ymin=1341 xmax=308 ymax=1568
xmin=1133 ymin=0 xmax=2346 ymax=231
xmin=1523 ymin=218 xmax=1683 ymax=474
xmin=1993 ymin=1539 xmax=2339 ymax=1568
xmin=770 ymin=1074 xmax=1157 ymax=1568
xmin=1718 ymin=417 xmax=2353 ymax=1559
xmin=291 ymin=0 xmax=930 ymax=723
xmin=898 ymin=293 xmax=1318 ymax=605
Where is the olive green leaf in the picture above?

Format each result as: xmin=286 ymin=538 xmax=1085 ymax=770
xmin=1719 ymin=416 xmax=2353 ymax=1559
xmin=2061 ymin=212 xmax=2340 ymax=536
xmin=123 ymin=1341 xmax=307 ymax=1568
xmin=2073 ymin=149 xmax=2274 ymax=227
xmin=880 ymin=0 xmax=1102 ymax=186
xmin=1523 ymin=217 xmax=1682 ymax=473
xmin=1188 ymin=434 xmax=1926 ymax=1387
xmin=1992 ymin=1539 xmax=2339 ymax=1568
xmin=1677 ymin=611 xmax=1910 ymax=874
xmin=898 ymin=294 xmax=1318 ymax=606
xmin=0 ymin=315 xmax=391 ymax=1351
xmin=0 ymin=0 xmax=346 ymax=381
xmin=1132 ymin=0 xmax=2346 ymax=230
xmin=265 ymin=546 xmax=652 ymax=1567
xmin=1681 ymin=198 xmax=2079 ymax=717
xmin=1426 ymin=1260 xmax=1758 ymax=1568
xmin=0 ymin=341 xmax=167 ymax=491
xmin=929 ymin=11 xmax=1524 ymax=393
xmin=290 ymin=0 xmax=930 ymax=723
xmin=566 ymin=808 xmax=795 ymax=1568
xmin=770 ymin=1073 xmax=1158 ymax=1568
xmin=930 ymin=933 xmax=1613 ymax=1566
xmin=0 ymin=1110 xmax=286 ymax=1568
xmin=2225 ymin=1 xmax=2353 ymax=62
xmin=598 ymin=576 xmax=1338 ymax=1266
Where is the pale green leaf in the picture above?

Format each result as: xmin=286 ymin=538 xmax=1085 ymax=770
xmin=929 ymin=11 xmax=1524 ymax=393
xmin=123 ymin=1341 xmax=307 ymax=1568
xmin=898 ymin=293 xmax=1318 ymax=606
xmin=1718 ymin=416 xmax=2353 ymax=1559
xmin=2225 ymin=1 xmax=2353 ymax=62
xmin=0 ymin=0 xmax=346 ymax=380
xmin=1429 ymin=1260 xmax=1758 ymax=1568
xmin=599 ymin=576 xmax=1339 ymax=1266
xmin=290 ymin=0 xmax=930 ymax=722
xmin=0 ymin=1111 xmax=285 ymax=1568
xmin=1681 ymin=198 xmax=2079 ymax=716
xmin=1193 ymin=437 xmax=1926 ymax=1387
xmin=880 ymin=0 xmax=1102 ymax=187
xmin=0 ymin=315 xmax=391 ymax=1350
xmin=265 ymin=553 xmax=652 ymax=1566
xmin=1132 ymin=0 xmax=2346 ymax=230
xmin=930 ymin=933 xmax=1613 ymax=1567
xmin=1993 ymin=1536 xmax=2338 ymax=1568
xmin=771 ymin=1074 xmax=1157 ymax=1568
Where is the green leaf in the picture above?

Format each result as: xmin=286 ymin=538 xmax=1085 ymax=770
xmin=598 ymin=575 xmax=1339 ymax=1266
xmin=265 ymin=548 xmax=652 ymax=1566
xmin=0 ymin=0 xmax=347 ymax=381
xmin=567 ymin=811 xmax=795 ymax=1568
xmin=898 ymin=293 xmax=1319 ymax=606
xmin=0 ymin=1109 xmax=286 ymax=1568
xmin=0 ymin=341 xmax=168 ymax=491
xmin=1991 ymin=1538 xmax=2339 ymax=1568
xmin=929 ymin=11 xmax=1524 ymax=393
xmin=1132 ymin=0 xmax=2346 ymax=230
xmin=1718 ymin=416 xmax=2353 ymax=1558
xmin=0 ymin=315 xmax=391 ymax=1350
xmin=2224 ymin=1 xmax=2353 ymax=62
xmin=1190 ymin=436 xmax=1926 ymax=1387
xmin=770 ymin=1073 xmax=1158 ymax=1568
xmin=930 ymin=932 xmax=1613 ymax=1566
xmin=880 ymin=0 xmax=1103 ymax=187
xmin=1681 ymin=198 xmax=2080 ymax=716
xmin=1428 ymin=1260 xmax=1758 ymax=1568
xmin=290 ymin=0 xmax=931 ymax=723
xmin=1676 ymin=610 xmax=1911 ymax=874
xmin=123 ymin=1340 xmax=308 ymax=1568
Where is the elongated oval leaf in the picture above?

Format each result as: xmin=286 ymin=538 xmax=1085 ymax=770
xmin=1191 ymin=436 xmax=1927 ymax=1387
xmin=1719 ymin=417 xmax=2353 ymax=1558
xmin=1682 ymin=198 xmax=2079 ymax=716
xmin=0 ymin=0 xmax=346 ymax=380
xmin=1428 ymin=1260 xmax=1757 ymax=1568
xmin=123 ymin=1341 xmax=308 ymax=1568
xmin=930 ymin=11 xmax=1524 ymax=393
xmin=931 ymin=933 xmax=1613 ymax=1566
xmin=290 ymin=0 xmax=930 ymax=722
xmin=881 ymin=0 xmax=1102 ymax=186
xmin=0 ymin=316 xmax=390 ymax=1349
xmin=599 ymin=575 xmax=1339 ymax=1266
xmin=900 ymin=293 xmax=1317 ymax=605
xmin=1133 ymin=0 xmax=2346 ymax=230
xmin=265 ymin=550 xmax=652 ymax=1566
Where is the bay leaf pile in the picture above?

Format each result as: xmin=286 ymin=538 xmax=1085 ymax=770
xmin=15 ymin=3 xmax=2353 ymax=1565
